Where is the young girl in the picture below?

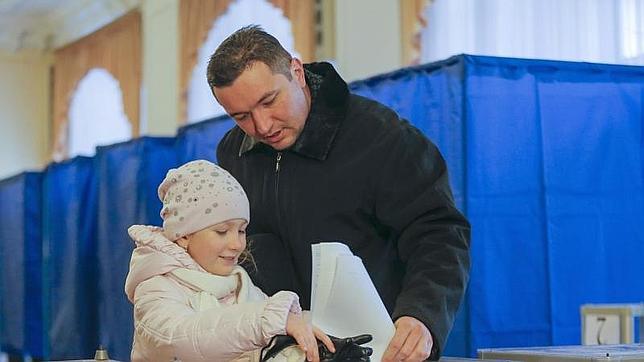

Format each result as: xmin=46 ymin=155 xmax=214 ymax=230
xmin=124 ymin=160 xmax=334 ymax=362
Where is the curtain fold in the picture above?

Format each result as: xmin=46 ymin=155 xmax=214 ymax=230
xmin=52 ymin=11 xmax=141 ymax=161
xmin=42 ymin=157 xmax=99 ymax=359
xmin=0 ymin=173 xmax=43 ymax=358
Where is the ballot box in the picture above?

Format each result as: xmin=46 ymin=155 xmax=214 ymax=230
xmin=440 ymin=357 xmax=513 ymax=361
xmin=581 ymin=303 xmax=643 ymax=344
xmin=478 ymin=344 xmax=644 ymax=361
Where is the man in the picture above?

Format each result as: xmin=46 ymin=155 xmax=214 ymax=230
xmin=207 ymin=25 xmax=470 ymax=361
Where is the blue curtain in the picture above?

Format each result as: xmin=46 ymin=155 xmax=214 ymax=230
xmin=464 ymin=56 xmax=644 ymax=353
xmin=0 ymin=173 xmax=43 ymax=357
xmin=0 ymin=55 xmax=643 ymax=360
xmin=94 ymin=137 xmax=179 ymax=361
xmin=42 ymin=157 xmax=99 ymax=359
xmin=176 ymin=114 xmax=235 ymax=164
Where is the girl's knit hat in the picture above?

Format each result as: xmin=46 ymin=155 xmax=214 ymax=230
xmin=157 ymin=160 xmax=249 ymax=241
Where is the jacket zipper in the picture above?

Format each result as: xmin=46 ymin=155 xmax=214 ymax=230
xmin=275 ymin=152 xmax=282 ymax=173
xmin=274 ymin=152 xmax=282 ymax=222
xmin=273 ymin=152 xmax=296 ymax=288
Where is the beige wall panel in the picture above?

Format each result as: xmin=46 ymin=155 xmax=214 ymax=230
xmin=0 ymin=51 xmax=51 ymax=179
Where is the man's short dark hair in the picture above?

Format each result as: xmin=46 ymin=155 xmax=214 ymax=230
xmin=207 ymin=25 xmax=293 ymax=88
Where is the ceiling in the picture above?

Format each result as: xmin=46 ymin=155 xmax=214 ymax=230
xmin=0 ymin=0 xmax=139 ymax=52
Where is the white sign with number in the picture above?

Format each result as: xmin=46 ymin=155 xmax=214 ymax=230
xmin=583 ymin=314 xmax=621 ymax=345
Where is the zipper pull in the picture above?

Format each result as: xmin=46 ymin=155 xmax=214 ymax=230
xmin=275 ymin=152 xmax=282 ymax=172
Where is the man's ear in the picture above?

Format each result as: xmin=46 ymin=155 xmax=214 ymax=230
xmin=290 ymin=58 xmax=306 ymax=87
xmin=176 ymin=236 xmax=189 ymax=251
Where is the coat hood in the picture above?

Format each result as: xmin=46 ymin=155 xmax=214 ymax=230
xmin=124 ymin=225 xmax=205 ymax=302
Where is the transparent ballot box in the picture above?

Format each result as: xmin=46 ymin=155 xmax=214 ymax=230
xmin=478 ymin=344 xmax=644 ymax=361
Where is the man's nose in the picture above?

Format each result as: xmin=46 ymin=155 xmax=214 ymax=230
xmin=252 ymin=109 xmax=272 ymax=136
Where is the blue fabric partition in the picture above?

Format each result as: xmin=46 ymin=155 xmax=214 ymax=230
xmin=529 ymin=60 xmax=643 ymax=345
xmin=42 ymin=157 xmax=99 ymax=359
xmin=464 ymin=56 xmax=644 ymax=353
xmin=176 ymin=114 xmax=235 ymax=164
xmin=0 ymin=173 xmax=43 ymax=358
xmin=0 ymin=55 xmax=643 ymax=360
xmin=94 ymin=137 xmax=179 ymax=362
xmin=465 ymin=57 xmax=558 ymax=350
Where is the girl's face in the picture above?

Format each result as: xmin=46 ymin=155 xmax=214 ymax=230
xmin=178 ymin=219 xmax=247 ymax=276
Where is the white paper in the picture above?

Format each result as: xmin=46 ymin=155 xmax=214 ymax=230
xmin=311 ymin=242 xmax=395 ymax=361
xmin=311 ymin=242 xmax=352 ymax=312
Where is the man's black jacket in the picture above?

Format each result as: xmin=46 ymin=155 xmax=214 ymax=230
xmin=217 ymin=62 xmax=471 ymax=358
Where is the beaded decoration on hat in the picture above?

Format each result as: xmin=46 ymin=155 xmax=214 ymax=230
xmin=158 ymin=160 xmax=250 ymax=241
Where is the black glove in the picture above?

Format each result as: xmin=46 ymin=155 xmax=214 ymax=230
xmin=319 ymin=334 xmax=373 ymax=362
xmin=260 ymin=334 xmax=373 ymax=362
xmin=261 ymin=335 xmax=300 ymax=361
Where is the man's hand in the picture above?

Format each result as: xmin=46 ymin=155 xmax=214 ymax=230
xmin=382 ymin=316 xmax=433 ymax=362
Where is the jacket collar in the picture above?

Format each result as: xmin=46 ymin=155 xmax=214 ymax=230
xmin=238 ymin=62 xmax=349 ymax=160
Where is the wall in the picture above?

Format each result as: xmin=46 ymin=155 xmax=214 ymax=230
xmin=0 ymin=50 xmax=51 ymax=180
xmin=334 ymin=0 xmax=402 ymax=82
xmin=141 ymin=0 xmax=180 ymax=136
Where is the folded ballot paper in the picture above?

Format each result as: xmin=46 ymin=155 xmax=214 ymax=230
xmin=311 ymin=242 xmax=395 ymax=362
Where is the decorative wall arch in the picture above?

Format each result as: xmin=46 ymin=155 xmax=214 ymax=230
xmin=186 ymin=0 xmax=298 ymax=123
xmin=67 ymin=68 xmax=131 ymax=158
xmin=52 ymin=11 xmax=141 ymax=161
xmin=179 ymin=0 xmax=314 ymax=124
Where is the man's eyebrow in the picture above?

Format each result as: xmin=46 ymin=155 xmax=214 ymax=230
xmin=257 ymin=90 xmax=277 ymax=104
xmin=230 ymin=110 xmax=247 ymax=118
xmin=229 ymin=90 xmax=277 ymax=118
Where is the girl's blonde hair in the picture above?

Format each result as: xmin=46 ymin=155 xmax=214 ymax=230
xmin=238 ymin=238 xmax=257 ymax=272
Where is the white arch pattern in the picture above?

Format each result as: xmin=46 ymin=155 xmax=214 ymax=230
xmin=186 ymin=0 xmax=298 ymax=124
xmin=68 ymin=68 xmax=132 ymax=157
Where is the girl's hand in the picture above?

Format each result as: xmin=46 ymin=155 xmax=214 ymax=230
xmin=285 ymin=312 xmax=320 ymax=361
